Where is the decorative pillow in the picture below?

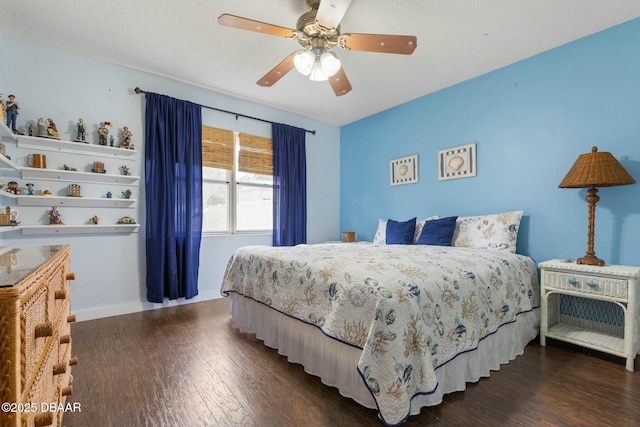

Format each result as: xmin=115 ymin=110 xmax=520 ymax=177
xmin=451 ymin=210 xmax=523 ymax=253
xmin=416 ymin=216 xmax=458 ymax=246
xmin=413 ymin=215 xmax=440 ymax=243
xmin=385 ymin=217 xmax=417 ymax=244
xmin=373 ymin=218 xmax=387 ymax=245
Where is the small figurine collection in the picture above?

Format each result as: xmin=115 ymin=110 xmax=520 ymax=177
xmin=1 ymin=92 xmax=137 ymax=227
xmin=1 ymin=94 xmax=134 ymax=149
xmin=3 ymin=178 xmax=134 ymax=201
xmin=44 ymin=206 xmax=136 ymax=227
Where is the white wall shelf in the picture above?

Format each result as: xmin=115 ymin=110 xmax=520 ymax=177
xmin=0 ymin=153 xmax=139 ymax=184
xmin=21 ymin=224 xmax=139 ymax=235
xmin=1 ymin=114 xmax=140 ymax=237
xmin=0 ymin=226 xmax=20 ymax=234
xmin=0 ymin=121 xmax=18 ymax=141
xmin=0 ymin=154 xmax=20 ymax=172
xmin=20 ymin=167 xmax=140 ymax=185
xmin=1 ymin=192 xmax=136 ymax=208
xmin=16 ymin=134 xmax=137 ymax=158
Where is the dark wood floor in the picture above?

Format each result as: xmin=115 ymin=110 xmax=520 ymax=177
xmin=62 ymin=298 xmax=640 ymax=427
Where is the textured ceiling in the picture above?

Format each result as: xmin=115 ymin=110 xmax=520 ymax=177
xmin=1 ymin=0 xmax=640 ymax=126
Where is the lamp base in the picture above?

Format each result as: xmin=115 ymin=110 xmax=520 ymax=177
xmin=576 ymin=255 xmax=605 ymax=266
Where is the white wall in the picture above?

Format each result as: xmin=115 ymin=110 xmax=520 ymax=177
xmin=0 ymin=35 xmax=341 ymax=320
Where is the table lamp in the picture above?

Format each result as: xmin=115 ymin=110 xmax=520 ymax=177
xmin=559 ymin=146 xmax=635 ymax=266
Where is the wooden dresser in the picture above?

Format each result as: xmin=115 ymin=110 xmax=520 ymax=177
xmin=0 ymin=245 xmax=77 ymax=427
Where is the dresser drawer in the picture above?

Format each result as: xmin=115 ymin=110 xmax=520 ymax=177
xmin=22 ymin=285 xmax=49 ymax=389
xmin=543 ymin=270 xmax=628 ymax=299
xmin=22 ymin=333 xmax=58 ymax=427
xmin=46 ymin=264 xmax=68 ymax=324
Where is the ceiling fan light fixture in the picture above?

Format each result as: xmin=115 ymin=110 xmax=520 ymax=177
xmin=309 ymin=60 xmax=329 ymax=81
xmin=320 ymin=51 xmax=341 ymax=77
xmin=293 ymin=50 xmax=315 ymax=75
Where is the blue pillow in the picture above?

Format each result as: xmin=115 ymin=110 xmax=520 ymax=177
xmin=416 ymin=216 xmax=458 ymax=246
xmin=385 ymin=218 xmax=416 ymax=244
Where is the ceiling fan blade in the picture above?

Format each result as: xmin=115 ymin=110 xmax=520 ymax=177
xmin=329 ymin=67 xmax=352 ymax=96
xmin=339 ymin=33 xmax=417 ymax=55
xmin=218 ymin=14 xmax=297 ymax=38
xmin=316 ymin=0 xmax=353 ymax=33
xmin=257 ymin=53 xmax=296 ymax=87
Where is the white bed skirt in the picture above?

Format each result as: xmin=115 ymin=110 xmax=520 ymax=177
xmin=227 ymin=293 xmax=540 ymax=415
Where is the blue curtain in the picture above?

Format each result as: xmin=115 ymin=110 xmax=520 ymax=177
xmin=272 ymin=123 xmax=307 ymax=246
xmin=144 ymin=92 xmax=203 ymax=302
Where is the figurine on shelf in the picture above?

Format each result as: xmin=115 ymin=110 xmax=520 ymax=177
xmin=92 ymin=161 xmax=106 ymax=173
xmin=63 ymin=164 xmax=77 ymax=171
xmin=42 ymin=187 xmax=52 ymax=196
xmin=120 ymin=126 xmax=132 ymax=149
xmin=0 ymin=143 xmax=9 ymax=159
xmin=98 ymin=121 xmax=113 ymax=145
xmin=48 ymin=206 xmax=63 ymax=225
xmin=120 ymin=164 xmax=131 ymax=176
xmin=26 ymin=183 xmax=35 ymax=195
xmin=46 ymin=118 xmax=60 ymax=139
xmin=109 ymin=135 xmax=115 ymax=146
xmin=37 ymin=117 xmax=47 ymax=137
xmin=67 ymin=184 xmax=81 ymax=197
xmin=0 ymin=93 xmax=5 ymax=122
xmin=105 ymin=191 xmax=112 ymax=199
xmin=0 ymin=206 xmax=19 ymax=226
xmin=6 ymin=181 xmax=20 ymax=195
xmin=27 ymin=123 xmax=35 ymax=136
xmin=89 ymin=215 xmax=99 ymax=225
xmin=74 ymin=118 xmax=87 ymax=142
xmin=5 ymin=95 xmax=20 ymax=134
xmin=121 ymin=189 xmax=132 ymax=199
xmin=117 ymin=216 xmax=136 ymax=224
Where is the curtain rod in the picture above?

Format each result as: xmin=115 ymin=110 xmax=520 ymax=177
xmin=134 ymin=87 xmax=316 ymax=135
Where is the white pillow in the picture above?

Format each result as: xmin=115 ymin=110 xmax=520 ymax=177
xmin=373 ymin=216 xmax=440 ymax=245
xmin=451 ymin=211 xmax=523 ymax=253
xmin=373 ymin=219 xmax=387 ymax=245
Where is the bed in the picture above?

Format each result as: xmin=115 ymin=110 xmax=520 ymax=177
xmin=220 ymin=213 xmax=540 ymax=425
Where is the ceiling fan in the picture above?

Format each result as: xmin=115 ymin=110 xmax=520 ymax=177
xmin=218 ymin=0 xmax=417 ymax=96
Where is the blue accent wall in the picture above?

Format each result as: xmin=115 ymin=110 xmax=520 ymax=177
xmin=341 ymin=18 xmax=640 ymax=266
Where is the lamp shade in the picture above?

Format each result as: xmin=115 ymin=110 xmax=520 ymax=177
xmin=559 ymin=146 xmax=635 ymax=188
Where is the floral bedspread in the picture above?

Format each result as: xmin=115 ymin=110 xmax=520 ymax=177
xmin=221 ymin=243 xmax=539 ymax=425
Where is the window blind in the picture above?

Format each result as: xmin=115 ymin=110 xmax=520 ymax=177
xmin=239 ymin=133 xmax=272 ymax=176
xmin=202 ymin=126 xmax=234 ymax=170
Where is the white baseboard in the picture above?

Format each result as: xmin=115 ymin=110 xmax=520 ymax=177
xmin=73 ymin=290 xmax=224 ymax=322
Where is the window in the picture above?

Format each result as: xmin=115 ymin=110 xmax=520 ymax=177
xmin=202 ymin=126 xmax=273 ymax=233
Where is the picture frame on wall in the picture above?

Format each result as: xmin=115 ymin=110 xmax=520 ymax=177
xmin=438 ymin=143 xmax=477 ymax=180
xmin=390 ymin=154 xmax=419 ymax=186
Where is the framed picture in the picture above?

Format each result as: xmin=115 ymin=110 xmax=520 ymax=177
xmin=438 ymin=143 xmax=476 ymax=181
xmin=390 ymin=154 xmax=418 ymax=186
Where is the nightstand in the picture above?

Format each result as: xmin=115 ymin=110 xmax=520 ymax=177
xmin=539 ymin=260 xmax=640 ymax=371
